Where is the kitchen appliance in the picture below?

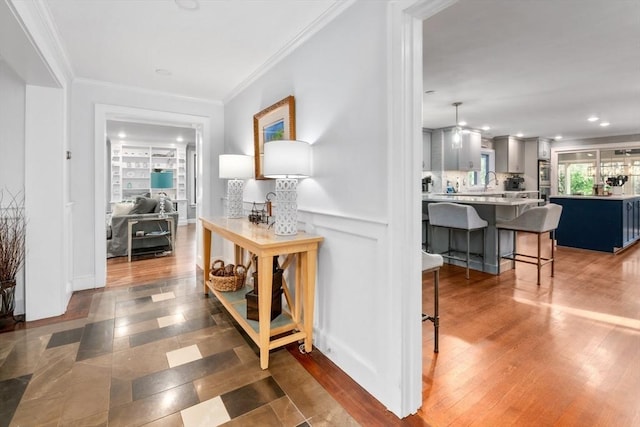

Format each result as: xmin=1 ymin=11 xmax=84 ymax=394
xmin=505 ymin=176 xmax=525 ymax=191
xmin=422 ymin=176 xmax=432 ymax=192
xmin=538 ymin=160 xmax=551 ymax=201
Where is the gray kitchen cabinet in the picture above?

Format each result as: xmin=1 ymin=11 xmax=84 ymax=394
xmin=438 ymin=128 xmax=481 ymax=171
xmin=495 ymin=135 xmax=525 ymax=173
xmin=423 ymin=129 xmax=432 ymax=170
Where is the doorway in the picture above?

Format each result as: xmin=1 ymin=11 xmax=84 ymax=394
xmin=94 ymin=105 xmax=211 ymax=288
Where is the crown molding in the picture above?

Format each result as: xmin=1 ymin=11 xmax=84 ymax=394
xmin=74 ymin=77 xmax=223 ymax=106
xmin=223 ymin=0 xmax=357 ymax=104
xmin=8 ymin=0 xmax=74 ymax=86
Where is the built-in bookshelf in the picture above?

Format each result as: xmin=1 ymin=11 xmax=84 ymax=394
xmin=110 ymin=141 xmax=187 ymax=223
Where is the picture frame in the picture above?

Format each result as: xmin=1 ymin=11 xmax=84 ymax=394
xmin=253 ymin=95 xmax=296 ymax=179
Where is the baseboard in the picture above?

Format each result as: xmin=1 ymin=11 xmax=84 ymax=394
xmin=73 ymin=274 xmax=103 ymax=291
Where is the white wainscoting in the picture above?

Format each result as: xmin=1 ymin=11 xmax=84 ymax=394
xmin=298 ymin=209 xmax=391 ymax=399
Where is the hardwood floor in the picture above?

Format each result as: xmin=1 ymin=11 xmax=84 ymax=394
xmin=3 ymin=223 xmax=639 ymax=425
xmin=106 ymin=222 xmax=199 ymax=288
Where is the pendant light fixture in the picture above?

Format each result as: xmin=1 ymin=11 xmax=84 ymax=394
xmin=452 ymin=102 xmax=463 ymax=149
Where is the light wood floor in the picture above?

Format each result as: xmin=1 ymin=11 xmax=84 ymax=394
xmin=107 ymin=225 xmax=640 ymax=425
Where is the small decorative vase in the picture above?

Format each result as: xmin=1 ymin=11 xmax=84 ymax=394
xmin=0 ymin=280 xmax=16 ymax=317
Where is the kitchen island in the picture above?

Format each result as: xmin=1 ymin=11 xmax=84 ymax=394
xmin=550 ymin=195 xmax=640 ymax=252
xmin=423 ymin=194 xmax=543 ymax=274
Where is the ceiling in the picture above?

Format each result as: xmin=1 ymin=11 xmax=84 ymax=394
xmin=106 ymin=120 xmax=196 ymax=145
xmin=422 ymin=0 xmax=640 ymax=141
xmin=43 ymin=0 xmax=639 ymax=143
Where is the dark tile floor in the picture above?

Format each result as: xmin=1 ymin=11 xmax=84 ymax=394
xmin=0 ymin=277 xmax=357 ymax=426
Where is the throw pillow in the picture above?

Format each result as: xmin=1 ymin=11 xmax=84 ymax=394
xmin=112 ymin=202 xmax=134 ymax=216
xmin=154 ymin=196 xmax=176 ymax=213
xmin=130 ymin=196 xmax=158 ymax=214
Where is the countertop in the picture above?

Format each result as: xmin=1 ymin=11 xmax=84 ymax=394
xmin=423 ymin=193 xmax=543 ymax=206
xmin=550 ymin=195 xmax=639 ymax=201
xmin=434 ymin=190 xmax=539 ymax=197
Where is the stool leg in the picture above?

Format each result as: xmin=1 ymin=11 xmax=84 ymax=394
xmin=466 ymin=229 xmax=470 ymax=279
xmin=481 ymin=228 xmax=486 ymax=273
xmin=497 ymin=228 xmax=501 ymax=274
xmin=512 ymin=230 xmax=517 ymax=270
xmin=537 ymin=232 xmax=542 ymax=285
xmin=551 ymin=230 xmax=555 ymax=277
xmin=433 ymin=269 xmax=439 ymax=353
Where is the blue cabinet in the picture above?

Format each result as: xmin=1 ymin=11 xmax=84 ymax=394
xmin=550 ymin=196 xmax=640 ymax=253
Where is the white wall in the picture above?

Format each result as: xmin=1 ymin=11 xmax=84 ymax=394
xmin=224 ymin=0 xmax=421 ymax=416
xmin=69 ymin=80 xmax=225 ymax=289
xmin=24 ymin=85 xmax=69 ymax=320
xmin=0 ymin=59 xmax=26 ymax=314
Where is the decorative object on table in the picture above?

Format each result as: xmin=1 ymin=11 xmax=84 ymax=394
xmin=247 ymin=192 xmax=275 ymax=225
xmin=0 ymin=190 xmax=26 ymax=320
xmin=248 ymin=202 xmax=269 ymax=225
xmin=209 ymin=259 xmax=247 ymax=292
xmin=253 ymin=95 xmax=296 ymax=180
xmin=246 ymin=255 xmax=283 ymax=321
xmin=263 ymin=140 xmax=311 ymax=236
xmin=451 ymin=102 xmax=463 ymax=149
xmin=219 ymin=154 xmax=253 ymax=218
xmin=150 ymin=169 xmax=173 ymax=217
xmin=606 ymin=175 xmax=628 ymax=195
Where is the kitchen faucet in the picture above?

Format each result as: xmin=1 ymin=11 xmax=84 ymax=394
xmin=484 ymin=171 xmax=497 ymax=191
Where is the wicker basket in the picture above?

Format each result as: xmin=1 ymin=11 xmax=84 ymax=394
xmin=209 ymin=259 xmax=247 ymax=292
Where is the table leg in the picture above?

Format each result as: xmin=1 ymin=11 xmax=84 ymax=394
xmin=302 ymin=249 xmax=317 ymax=353
xmin=257 ymin=254 xmax=273 ymax=369
xmin=294 ymin=254 xmax=302 ymax=325
xmin=202 ymin=225 xmax=211 ymax=294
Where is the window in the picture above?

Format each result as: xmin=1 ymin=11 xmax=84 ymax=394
xmin=468 ymin=151 xmax=492 ymax=187
xmin=557 ymin=151 xmax=596 ymax=195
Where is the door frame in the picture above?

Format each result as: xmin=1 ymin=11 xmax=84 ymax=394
xmin=94 ymin=105 xmax=210 ymax=287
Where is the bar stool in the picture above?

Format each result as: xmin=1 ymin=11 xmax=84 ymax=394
xmin=496 ymin=203 xmax=563 ymax=285
xmin=422 ymin=213 xmax=430 ymax=251
xmin=428 ymin=202 xmax=488 ymax=279
xmin=422 ymin=251 xmax=443 ymax=353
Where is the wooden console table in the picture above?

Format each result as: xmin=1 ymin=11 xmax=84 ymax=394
xmin=201 ymin=217 xmax=323 ymax=369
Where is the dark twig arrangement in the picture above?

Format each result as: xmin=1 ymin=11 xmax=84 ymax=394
xmin=0 ymin=190 xmax=26 ymax=286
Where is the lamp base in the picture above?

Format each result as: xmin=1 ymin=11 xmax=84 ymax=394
xmin=159 ymin=193 xmax=167 ymax=218
xmin=274 ymin=178 xmax=298 ymax=235
xmin=227 ymin=179 xmax=245 ymax=218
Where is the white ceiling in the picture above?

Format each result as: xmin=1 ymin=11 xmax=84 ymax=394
xmin=106 ymin=120 xmax=196 ymax=145
xmin=45 ymin=0 xmax=341 ymax=101
xmin=43 ymin=0 xmax=640 ymax=142
xmin=422 ymin=0 xmax=640 ymax=141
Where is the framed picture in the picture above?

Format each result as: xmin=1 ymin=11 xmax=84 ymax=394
xmin=253 ymin=95 xmax=296 ymax=179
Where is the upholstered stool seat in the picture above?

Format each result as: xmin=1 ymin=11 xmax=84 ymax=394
xmin=428 ymin=202 xmax=488 ymax=279
xmin=496 ymin=203 xmax=563 ymax=285
xmin=422 ymin=251 xmax=443 ymax=352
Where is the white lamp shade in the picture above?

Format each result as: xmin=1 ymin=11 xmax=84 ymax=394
xmin=263 ymin=140 xmax=311 ymax=178
xmin=219 ymin=154 xmax=253 ymax=179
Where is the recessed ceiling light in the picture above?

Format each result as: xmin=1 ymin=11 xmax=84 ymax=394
xmin=587 ymin=153 xmax=594 ymax=157
xmin=587 ymin=116 xmax=599 ymax=122
xmin=155 ymin=68 xmax=172 ymax=76
xmin=175 ymin=0 xmax=199 ymax=10
xmin=554 ymin=135 xmax=563 ymax=140
xmin=481 ymin=125 xmax=491 ymax=131
xmin=176 ymin=136 xmax=184 ymax=142
xmin=516 ymin=132 xmax=524 ymax=138
xmin=600 ymin=122 xmax=610 ymax=127
xmin=458 ymin=121 xmax=467 ymax=126
xmin=117 ymin=132 xmax=126 ymax=138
